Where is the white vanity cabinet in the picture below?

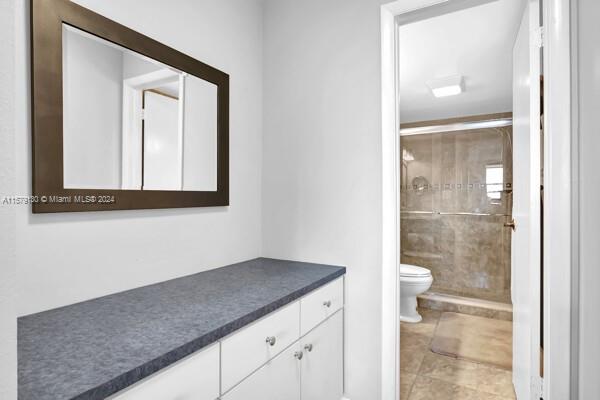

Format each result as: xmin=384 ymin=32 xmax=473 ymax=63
xmin=108 ymin=277 xmax=344 ymax=400
xmin=107 ymin=343 xmax=220 ymax=400
xmin=222 ymin=310 xmax=343 ymax=400
xmin=221 ymin=277 xmax=344 ymax=400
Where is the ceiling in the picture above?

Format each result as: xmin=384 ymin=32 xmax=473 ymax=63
xmin=399 ymin=0 xmax=525 ymax=123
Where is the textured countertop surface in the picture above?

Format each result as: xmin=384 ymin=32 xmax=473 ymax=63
xmin=18 ymin=258 xmax=345 ymax=400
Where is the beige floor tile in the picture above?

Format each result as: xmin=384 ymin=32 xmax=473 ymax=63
xmin=400 ymin=344 xmax=427 ymax=374
xmin=419 ymin=352 xmax=516 ymax=398
xmin=402 ymin=330 xmax=433 ymax=348
xmin=408 ymin=376 xmax=511 ymax=400
xmin=400 ymin=331 xmax=431 ymax=373
xmin=402 ymin=309 xmax=515 ymax=399
xmin=401 ymin=309 xmax=441 ymax=337
xmin=401 ymin=309 xmax=440 ymax=373
xmin=420 ymin=308 xmax=442 ymax=324
xmin=401 ymin=322 xmax=436 ymax=338
xmin=400 ymin=372 xmax=417 ymax=400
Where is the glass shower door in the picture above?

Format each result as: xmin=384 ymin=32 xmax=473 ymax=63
xmin=400 ymin=125 xmax=513 ymax=303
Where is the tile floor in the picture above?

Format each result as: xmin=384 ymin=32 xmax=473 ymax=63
xmin=400 ymin=309 xmax=516 ymax=400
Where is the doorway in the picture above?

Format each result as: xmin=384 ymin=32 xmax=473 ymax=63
xmin=379 ymin=0 xmax=576 ymax=399
xmin=142 ymin=89 xmax=181 ymax=190
xmin=396 ymin=2 xmax=539 ymax=398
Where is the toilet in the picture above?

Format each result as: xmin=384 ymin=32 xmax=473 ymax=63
xmin=400 ymin=264 xmax=433 ymax=323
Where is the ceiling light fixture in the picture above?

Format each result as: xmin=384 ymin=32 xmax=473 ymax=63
xmin=426 ymin=75 xmax=465 ymax=98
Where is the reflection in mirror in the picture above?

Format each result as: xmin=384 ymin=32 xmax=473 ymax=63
xmin=62 ymin=24 xmax=217 ymax=191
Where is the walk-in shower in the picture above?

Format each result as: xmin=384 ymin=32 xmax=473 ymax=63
xmin=400 ymin=113 xmax=513 ymax=308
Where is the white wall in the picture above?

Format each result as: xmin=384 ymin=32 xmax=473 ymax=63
xmin=0 ymin=0 xmax=18 ymax=398
xmin=576 ymin=0 xmax=600 ymax=398
xmin=398 ymin=0 xmax=520 ymax=123
xmin=63 ymin=27 xmax=123 ymax=189
xmin=15 ymin=0 xmax=264 ymax=316
xmin=262 ymin=0 xmax=387 ymax=398
xmin=122 ymin=51 xmax=163 ymax=80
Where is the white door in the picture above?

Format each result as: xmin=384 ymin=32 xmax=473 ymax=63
xmin=221 ymin=342 xmax=302 ymax=400
xmin=300 ymin=311 xmax=343 ymax=400
xmin=143 ymin=90 xmax=181 ymax=190
xmin=512 ymin=1 xmax=542 ymax=399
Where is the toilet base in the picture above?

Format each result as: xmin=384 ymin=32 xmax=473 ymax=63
xmin=400 ymin=295 xmax=423 ymax=323
xmin=400 ymin=313 xmax=422 ymax=323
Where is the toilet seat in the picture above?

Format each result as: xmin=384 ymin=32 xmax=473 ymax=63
xmin=400 ymin=264 xmax=431 ymax=278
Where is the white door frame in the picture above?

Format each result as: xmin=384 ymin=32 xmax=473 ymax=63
xmin=121 ymin=69 xmax=184 ymax=190
xmin=542 ymin=0 xmax=577 ymax=398
xmin=379 ymin=1 xmax=577 ymax=399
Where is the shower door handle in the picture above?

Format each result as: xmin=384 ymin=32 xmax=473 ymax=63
xmin=504 ymin=218 xmax=516 ymax=231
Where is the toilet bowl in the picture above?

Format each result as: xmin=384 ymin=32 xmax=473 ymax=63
xmin=400 ymin=264 xmax=433 ymax=323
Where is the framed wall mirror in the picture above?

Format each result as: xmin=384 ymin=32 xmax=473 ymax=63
xmin=31 ymin=0 xmax=229 ymax=213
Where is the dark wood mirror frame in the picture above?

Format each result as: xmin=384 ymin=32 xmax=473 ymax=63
xmin=31 ymin=0 xmax=229 ymax=213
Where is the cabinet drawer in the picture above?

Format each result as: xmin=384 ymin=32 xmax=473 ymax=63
xmin=107 ymin=343 xmax=219 ymax=400
xmin=221 ymin=301 xmax=300 ymax=393
xmin=221 ymin=341 xmax=302 ymax=400
xmin=300 ymin=277 xmax=343 ymax=335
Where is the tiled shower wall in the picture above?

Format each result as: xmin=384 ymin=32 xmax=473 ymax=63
xmin=400 ymin=126 xmax=513 ymax=303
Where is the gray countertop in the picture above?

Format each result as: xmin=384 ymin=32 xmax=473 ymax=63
xmin=18 ymin=258 xmax=345 ymax=400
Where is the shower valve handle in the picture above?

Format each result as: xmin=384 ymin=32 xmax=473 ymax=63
xmin=504 ymin=219 xmax=516 ymax=231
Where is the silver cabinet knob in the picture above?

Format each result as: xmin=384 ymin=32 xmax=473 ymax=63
xmin=304 ymin=343 xmax=313 ymax=352
xmin=323 ymin=300 xmax=332 ymax=308
xmin=294 ymin=351 xmax=304 ymax=360
xmin=265 ymin=336 xmax=276 ymax=346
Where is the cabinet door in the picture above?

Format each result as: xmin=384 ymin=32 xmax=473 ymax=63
xmin=301 ymin=311 xmax=343 ymax=400
xmin=108 ymin=343 xmax=219 ymax=400
xmin=221 ymin=342 xmax=302 ymax=400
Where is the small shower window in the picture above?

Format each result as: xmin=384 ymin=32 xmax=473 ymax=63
xmin=486 ymin=164 xmax=504 ymax=201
